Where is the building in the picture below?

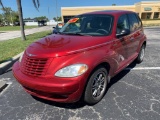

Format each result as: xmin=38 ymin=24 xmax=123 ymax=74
xmin=23 ymin=19 xmax=38 ymax=26
xmin=23 ymin=19 xmax=61 ymax=26
xmin=61 ymin=1 xmax=160 ymax=25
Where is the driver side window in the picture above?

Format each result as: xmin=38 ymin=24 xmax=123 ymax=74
xmin=117 ymin=14 xmax=129 ymax=34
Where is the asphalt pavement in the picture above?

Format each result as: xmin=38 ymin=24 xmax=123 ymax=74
xmin=0 ymin=27 xmax=160 ymax=120
xmin=0 ymin=26 xmax=53 ymax=41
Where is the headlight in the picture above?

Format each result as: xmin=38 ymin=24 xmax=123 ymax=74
xmin=55 ymin=64 xmax=88 ymax=77
xmin=19 ymin=53 xmax=24 ymax=62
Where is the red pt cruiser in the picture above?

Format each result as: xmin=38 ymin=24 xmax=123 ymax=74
xmin=13 ymin=10 xmax=146 ymax=105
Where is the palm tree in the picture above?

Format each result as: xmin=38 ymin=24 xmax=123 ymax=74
xmin=0 ymin=0 xmax=40 ymax=40
xmin=0 ymin=1 xmax=4 ymax=9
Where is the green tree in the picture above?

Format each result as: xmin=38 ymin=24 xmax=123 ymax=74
xmin=1 ymin=7 xmax=11 ymax=25
xmin=112 ymin=4 xmax=116 ymax=6
xmin=34 ymin=16 xmax=48 ymax=21
xmin=24 ymin=17 xmax=32 ymax=20
xmin=0 ymin=0 xmax=40 ymax=41
xmin=12 ymin=11 xmax=19 ymax=24
xmin=1 ymin=7 xmax=18 ymax=25
xmin=53 ymin=16 xmax=62 ymax=21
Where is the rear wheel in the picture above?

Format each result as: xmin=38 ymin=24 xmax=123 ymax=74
xmin=136 ymin=45 xmax=145 ymax=63
xmin=84 ymin=66 xmax=108 ymax=105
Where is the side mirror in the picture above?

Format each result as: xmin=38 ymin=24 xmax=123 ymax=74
xmin=52 ymin=27 xmax=55 ymax=29
xmin=116 ymin=29 xmax=130 ymax=38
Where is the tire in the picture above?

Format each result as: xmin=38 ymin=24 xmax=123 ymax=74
xmin=136 ymin=45 xmax=145 ymax=63
xmin=84 ymin=66 xmax=108 ymax=105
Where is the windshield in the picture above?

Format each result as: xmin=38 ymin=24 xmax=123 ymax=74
xmin=60 ymin=14 xmax=113 ymax=36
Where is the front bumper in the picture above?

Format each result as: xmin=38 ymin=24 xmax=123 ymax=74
xmin=12 ymin=62 xmax=84 ymax=103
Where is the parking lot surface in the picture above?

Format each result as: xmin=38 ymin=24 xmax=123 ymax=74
xmin=0 ymin=27 xmax=160 ymax=120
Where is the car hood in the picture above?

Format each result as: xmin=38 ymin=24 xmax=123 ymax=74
xmin=25 ymin=34 xmax=112 ymax=58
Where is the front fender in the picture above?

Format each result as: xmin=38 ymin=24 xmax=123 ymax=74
xmin=46 ymin=45 xmax=118 ymax=78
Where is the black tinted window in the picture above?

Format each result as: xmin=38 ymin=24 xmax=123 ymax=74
xmin=128 ymin=13 xmax=139 ymax=32
xmin=135 ymin=14 xmax=142 ymax=28
xmin=116 ymin=14 xmax=129 ymax=34
xmin=60 ymin=14 xmax=113 ymax=36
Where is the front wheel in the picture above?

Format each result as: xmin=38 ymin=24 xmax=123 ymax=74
xmin=84 ymin=66 xmax=108 ymax=105
xmin=136 ymin=44 xmax=145 ymax=63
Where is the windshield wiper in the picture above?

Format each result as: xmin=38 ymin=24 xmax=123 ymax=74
xmin=57 ymin=31 xmax=64 ymax=34
xmin=60 ymin=32 xmax=92 ymax=36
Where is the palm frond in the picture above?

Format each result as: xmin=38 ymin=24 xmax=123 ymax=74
xmin=36 ymin=0 xmax=40 ymax=8
xmin=0 ymin=0 xmax=5 ymax=10
xmin=32 ymin=0 xmax=40 ymax=11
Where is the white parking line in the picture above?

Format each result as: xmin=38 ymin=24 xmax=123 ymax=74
xmin=0 ymin=82 xmax=12 ymax=96
xmin=125 ymin=67 xmax=160 ymax=70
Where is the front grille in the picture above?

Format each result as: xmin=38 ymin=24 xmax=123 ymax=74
xmin=21 ymin=53 xmax=51 ymax=76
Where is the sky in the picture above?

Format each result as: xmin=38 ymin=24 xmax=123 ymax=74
xmin=0 ymin=0 xmax=152 ymax=20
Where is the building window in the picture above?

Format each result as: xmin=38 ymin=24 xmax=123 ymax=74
xmin=141 ymin=12 xmax=152 ymax=19
xmin=154 ymin=12 xmax=160 ymax=19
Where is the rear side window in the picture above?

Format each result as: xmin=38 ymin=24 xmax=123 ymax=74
xmin=135 ymin=14 xmax=142 ymax=28
xmin=128 ymin=13 xmax=140 ymax=32
xmin=116 ymin=14 xmax=129 ymax=34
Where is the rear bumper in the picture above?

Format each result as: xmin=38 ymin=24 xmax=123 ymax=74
xmin=13 ymin=62 xmax=84 ymax=103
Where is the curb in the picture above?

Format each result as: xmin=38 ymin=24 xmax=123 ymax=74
xmin=0 ymin=52 xmax=24 ymax=75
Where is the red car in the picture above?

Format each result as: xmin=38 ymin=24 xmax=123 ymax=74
xmin=13 ymin=10 xmax=146 ymax=105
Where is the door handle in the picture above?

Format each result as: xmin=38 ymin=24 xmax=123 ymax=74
xmin=130 ymin=37 xmax=134 ymax=40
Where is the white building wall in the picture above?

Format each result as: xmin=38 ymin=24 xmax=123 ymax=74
xmin=47 ymin=20 xmax=62 ymax=26
xmin=24 ymin=20 xmax=62 ymax=26
xmin=25 ymin=22 xmax=38 ymax=26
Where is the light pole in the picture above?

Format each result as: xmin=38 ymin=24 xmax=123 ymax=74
xmin=55 ymin=0 xmax=58 ymax=23
xmin=56 ymin=0 xmax=58 ymax=18
xmin=10 ymin=10 xmax=13 ymax=26
xmin=48 ymin=6 xmax=50 ymax=26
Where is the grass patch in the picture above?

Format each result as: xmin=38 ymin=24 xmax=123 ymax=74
xmin=0 ymin=26 xmax=38 ymax=31
xmin=0 ymin=30 xmax=51 ymax=63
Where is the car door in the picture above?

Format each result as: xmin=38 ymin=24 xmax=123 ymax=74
xmin=114 ymin=14 xmax=130 ymax=72
xmin=127 ymin=13 xmax=142 ymax=58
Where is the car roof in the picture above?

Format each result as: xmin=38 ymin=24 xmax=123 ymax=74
xmin=82 ymin=10 xmax=134 ymax=16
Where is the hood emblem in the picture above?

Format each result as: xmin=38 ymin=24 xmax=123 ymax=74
xmin=26 ymin=51 xmax=36 ymax=57
xmin=29 ymin=54 xmax=33 ymax=57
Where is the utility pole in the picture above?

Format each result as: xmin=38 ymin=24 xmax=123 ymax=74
xmin=56 ymin=0 xmax=58 ymax=23
xmin=48 ymin=6 xmax=50 ymax=26
xmin=10 ymin=10 xmax=13 ymax=26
